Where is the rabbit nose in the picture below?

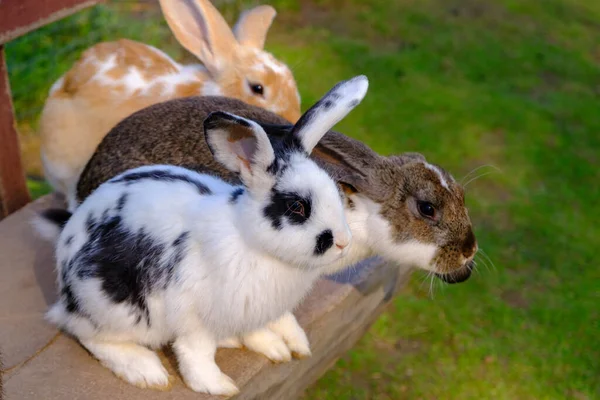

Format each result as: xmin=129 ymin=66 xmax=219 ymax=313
xmin=335 ymin=230 xmax=351 ymax=250
xmin=336 ymin=241 xmax=348 ymax=250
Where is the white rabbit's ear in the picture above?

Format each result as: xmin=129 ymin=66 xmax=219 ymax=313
xmin=291 ymin=75 xmax=369 ymax=154
xmin=159 ymin=0 xmax=238 ymax=75
xmin=232 ymin=5 xmax=276 ymax=49
xmin=204 ymin=112 xmax=275 ymax=178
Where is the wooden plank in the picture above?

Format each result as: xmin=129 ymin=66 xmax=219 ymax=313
xmin=0 ymin=46 xmax=30 ymax=219
xmin=0 ymin=0 xmax=100 ymax=45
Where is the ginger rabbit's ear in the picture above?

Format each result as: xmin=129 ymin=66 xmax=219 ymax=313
xmin=233 ymin=5 xmax=277 ymax=49
xmin=159 ymin=0 xmax=238 ymax=75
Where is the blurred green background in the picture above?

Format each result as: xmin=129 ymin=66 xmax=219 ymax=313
xmin=6 ymin=0 xmax=599 ymax=398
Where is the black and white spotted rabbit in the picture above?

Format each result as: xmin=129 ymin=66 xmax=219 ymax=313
xmin=35 ymin=78 xmax=368 ymax=395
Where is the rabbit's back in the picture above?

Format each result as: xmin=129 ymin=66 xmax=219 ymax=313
xmin=75 ymin=96 xmax=289 ymax=206
xmin=55 ymin=166 xmax=233 ymax=339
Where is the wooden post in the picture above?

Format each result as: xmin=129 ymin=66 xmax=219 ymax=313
xmin=0 ymin=46 xmax=30 ymax=218
xmin=0 ymin=0 xmax=100 ymax=219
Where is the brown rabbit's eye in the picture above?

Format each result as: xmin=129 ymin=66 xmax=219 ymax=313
xmin=417 ymin=201 xmax=436 ymax=219
xmin=249 ymin=82 xmax=264 ymax=96
xmin=286 ymin=200 xmax=305 ymax=217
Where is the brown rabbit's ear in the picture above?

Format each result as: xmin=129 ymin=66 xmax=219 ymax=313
xmin=312 ymin=131 xmax=387 ymax=201
xmin=159 ymin=0 xmax=238 ymax=75
xmin=233 ymin=5 xmax=276 ymax=49
xmin=389 ymin=152 xmax=426 ymax=166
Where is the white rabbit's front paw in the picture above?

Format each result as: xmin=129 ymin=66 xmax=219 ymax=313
xmin=241 ymin=328 xmax=292 ymax=363
xmin=174 ymin=333 xmax=239 ymax=396
xmin=282 ymin=328 xmax=311 ymax=359
xmin=183 ymin=370 xmax=239 ymax=396
xmin=268 ymin=312 xmax=312 ymax=359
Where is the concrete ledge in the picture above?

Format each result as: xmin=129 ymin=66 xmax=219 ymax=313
xmin=0 ymin=194 xmax=410 ymax=400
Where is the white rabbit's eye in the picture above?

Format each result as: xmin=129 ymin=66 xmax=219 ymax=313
xmin=286 ymin=200 xmax=305 ymax=217
xmin=417 ymin=201 xmax=436 ymax=220
xmin=249 ymin=82 xmax=264 ymax=96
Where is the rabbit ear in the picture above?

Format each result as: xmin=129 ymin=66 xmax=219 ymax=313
xmin=233 ymin=5 xmax=276 ymax=49
xmin=291 ymin=75 xmax=369 ymax=154
xmin=204 ymin=112 xmax=275 ymax=179
xmin=158 ymin=0 xmax=238 ymax=75
xmin=311 ymin=130 xmax=387 ymax=200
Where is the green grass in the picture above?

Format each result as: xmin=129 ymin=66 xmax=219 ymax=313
xmin=6 ymin=0 xmax=599 ymax=398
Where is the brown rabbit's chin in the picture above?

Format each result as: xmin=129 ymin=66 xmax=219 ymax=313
xmin=435 ymin=260 xmax=474 ymax=284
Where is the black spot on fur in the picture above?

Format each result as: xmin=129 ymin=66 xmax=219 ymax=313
xmin=266 ymin=157 xmax=290 ymax=176
xmin=229 ymin=188 xmax=245 ymax=203
xmin=263 ymin=189 xmax=312 ymax=229
xmin=173 ymin=231 xmax=189 ymax=247
xmin=314 ymin=230 xmax=334 ymax=255
xmin=72 ymin=211 xmax=187 ymax=326
xmin=64 ymin=235 xmax=74 ymax=246
xmin=59 ymin=264 xmax=78 ymax=313
xmin=112 ymin=170 xmax=211 ymax=195
xmin=41 ymin=208 xmax=72 ymax=229
xmin=348 ymin=99 xmax=360 ymax=107
xmin=116 ymin=193 xmax=128 ymax=212
xmin=62 ymin=283 xmax=79 ymax=313
xmin=329 ymin=91 xmax=342 ymax=100
xmin=59 ymin=262 xmax=96 ymax=327
xmin=322 ymin=100 xmax=334 ymax=109
xmin=279 ymin=134 xmax=305 ymax=155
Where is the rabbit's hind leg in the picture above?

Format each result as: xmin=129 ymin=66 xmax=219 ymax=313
xmin=81 ymin=338 xmax=171 ymax=390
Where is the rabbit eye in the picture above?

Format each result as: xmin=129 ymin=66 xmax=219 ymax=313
xmin=417 ymin=201 xmax=436 ymax=219
xmin=249 ymin=82 xmax=264 ymax=96
xmin=286 ymin=200 xmax=305 ymax=217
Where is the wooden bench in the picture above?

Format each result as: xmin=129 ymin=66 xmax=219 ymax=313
xmin=0 ymin=2 xmax=411 ymax=398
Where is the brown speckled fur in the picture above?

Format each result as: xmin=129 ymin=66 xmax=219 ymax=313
xmin=77 ymin=96 xmax=288 ymax=200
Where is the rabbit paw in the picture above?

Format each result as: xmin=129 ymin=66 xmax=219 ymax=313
xmin=82 ymin=340 xmax=170 ymax=390
xmin=268 ymin=312 xmax=312 ymax=359
xmin=242 ymin=328 xmax=292 ymax=363
xmin=184 ymin=370 xmax=239 ymax=396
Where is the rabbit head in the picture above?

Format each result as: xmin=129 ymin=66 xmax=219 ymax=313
xmin=202 ymin=76 xmax=369 ymax=269
xmin=160 ymin=0 xmax=301 ymax=122
xmin=312 ymin=135 xmax=478 ymax=283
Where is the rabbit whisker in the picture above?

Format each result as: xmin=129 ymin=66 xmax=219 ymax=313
xmin=419 ymin=270 xmax=432 ymax=291
xmin=460 ymin=164 xmax=503 ymax=184
xmin=463 ymin=171 xmax=497 ymax=188
xmin=429 ymin=271 xmax=436 ymax=299
xmin=478 ymin=249 xmax=497 ymax=273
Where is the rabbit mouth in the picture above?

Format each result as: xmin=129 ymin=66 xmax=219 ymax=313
xmin=435 ymin=260 xmax=474 ymax=284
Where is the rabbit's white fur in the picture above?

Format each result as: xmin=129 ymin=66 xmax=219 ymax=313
xmin=41 ymin=76 xmax=375 ymax=394
xmin=46 ymin=159 xmax=349 ymax=394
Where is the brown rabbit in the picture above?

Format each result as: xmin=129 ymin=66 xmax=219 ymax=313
xmin=75 ymin=76 xmax=478 ymax=284
xmin=39 ymin=0 xmax=300 ymax=204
